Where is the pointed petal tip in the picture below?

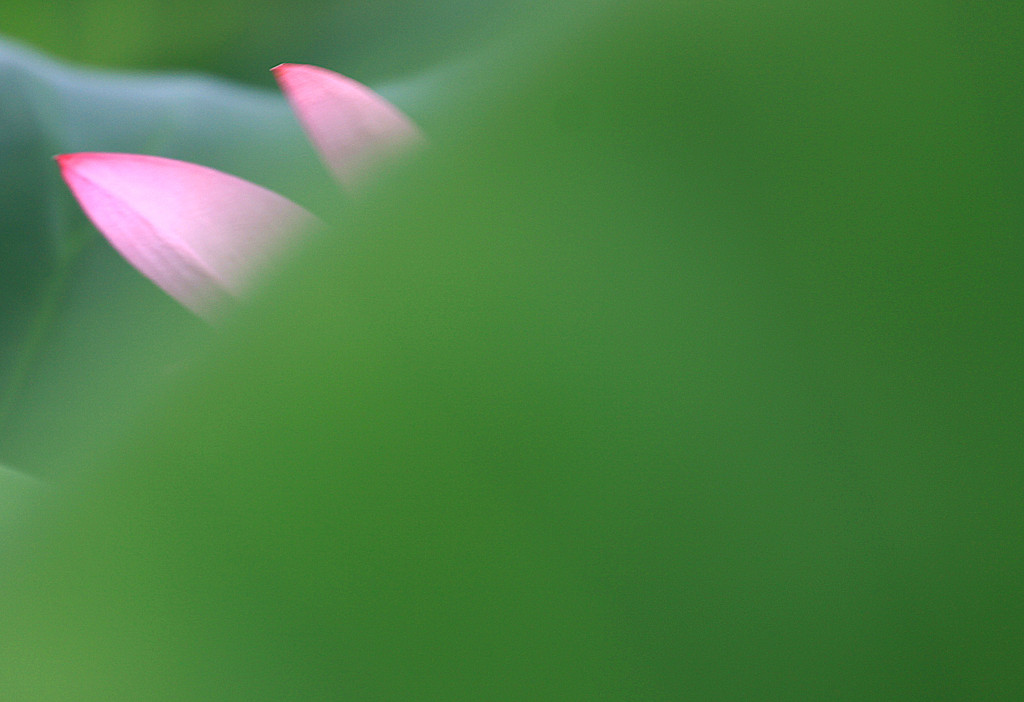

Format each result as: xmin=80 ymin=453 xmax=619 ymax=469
xmin=56 ymin=152 xmax=141 ymax=173
xmin=55 ymin=152 xmax=99 ymax=181
xmin=54 ymin=152 xmax=81 ymax=169
xmin=271 ymin=64 xmax=320 ymax=84
xmin=272 ymin=62 xmax=320 ymax=78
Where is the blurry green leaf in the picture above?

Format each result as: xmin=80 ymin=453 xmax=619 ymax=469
xmin=1 ymin=1 xmax=1022 ymax=699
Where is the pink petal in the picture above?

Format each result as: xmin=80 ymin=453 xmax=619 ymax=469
xmin=272 ymin=63 xmax=423 ymax=188
xmin=57 ymin=152 xmax=317 ymax=318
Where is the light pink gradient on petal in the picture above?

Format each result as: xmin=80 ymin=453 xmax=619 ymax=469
xmin=272 ymin=63 xmax=422 ymax=188
xmin=57 ymin=152 xmax=317 ymax=318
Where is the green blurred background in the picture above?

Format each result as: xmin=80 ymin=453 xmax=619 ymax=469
xmin=0 ymin=0 xmax=518 ymax=84
xmin=0 ymin=1 xmax=1022 ymax=699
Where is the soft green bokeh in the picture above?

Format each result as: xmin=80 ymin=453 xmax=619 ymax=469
xmin=1 ymin=0 xmax=1022 ymax=699
xmin=0 ymin=0 xmax=523 ymax=85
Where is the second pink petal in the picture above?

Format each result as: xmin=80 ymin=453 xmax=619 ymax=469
xmin=273 ymin=64 xmax=423 ymax=189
